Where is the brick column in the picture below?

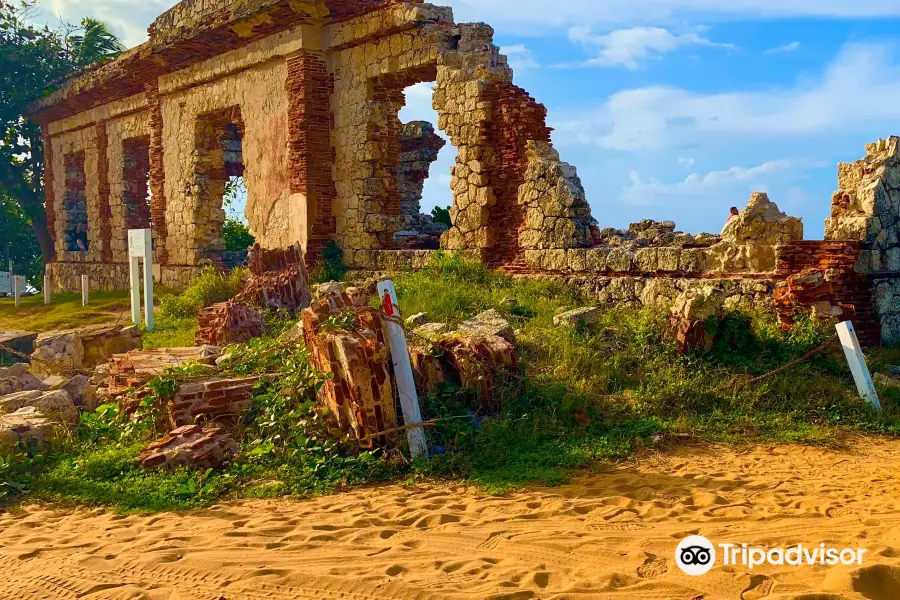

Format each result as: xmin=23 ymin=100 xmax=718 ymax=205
xmin=286 ymin=53 xmax=336 ymax=266
xmin=147 ymin=83 xmax=168 ymax=265
xmin=41 ymin=128 xmax=57 ymax=261
xmin=96 ymin=122 xmax=113 ymax=262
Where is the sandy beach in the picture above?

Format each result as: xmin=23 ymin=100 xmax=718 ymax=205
xmin=2 ymin=440 xmax=899 ymax=599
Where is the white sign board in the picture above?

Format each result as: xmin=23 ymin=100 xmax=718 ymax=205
xmin=378 ymin=280 xmax=429 ymax=459
xmin=0 ymin=271 xmax=10 ymax=295
xmin=128 ymin=229 xmax=154 ymax=332
xmin=128 ymin=228 xmax=151 ymax=258
xmin=836 ymin=321 xmax=881 ymax=411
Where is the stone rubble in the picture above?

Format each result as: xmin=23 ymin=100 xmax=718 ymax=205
xmin=0 ymin=407 xmax=57 ymax=453
xmin=31 ymin=325 xmax=141 ymax=376
xmin=669 ymin=286 xmax=727 ymax=355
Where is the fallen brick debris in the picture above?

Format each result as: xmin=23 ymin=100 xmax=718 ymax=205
xmin=137 ymin=424 xmax=238 ymax=470
xmin=195 ymin=301 xmax=265 ymax=346
xmin=169 ymin=376 xmax=259 ymax=428
xmin=195 ymin=244 xmax=312 ymax=346
xmin=301 ymin=288 xmax=397 ymax=449
xmin=103 ymin=347 xmax=222 ymax=398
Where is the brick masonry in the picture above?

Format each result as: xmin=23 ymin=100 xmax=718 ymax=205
xmin=169 ymin=376 xmax=259 ymax=428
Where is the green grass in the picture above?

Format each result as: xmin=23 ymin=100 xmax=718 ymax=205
xmin=5 ymin=251 xmax=900 ymax=513
xmin=0 ymin=290 xmax=131 ymax=332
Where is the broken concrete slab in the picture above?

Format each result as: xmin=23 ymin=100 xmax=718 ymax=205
xmin=31 ymin=325 xmax=141 ymax=376
xmin=458 ymin=310 xmax=515 ymax=344
xmin=0 ymin=389 xmax=78 ymax=426
xmin=0 ymin=330 xmax=39 ymax=364
xmin=553 ymin=307 xmax=601 ymax=327
xmin=0 ymin=407 xmax=56 ymax=452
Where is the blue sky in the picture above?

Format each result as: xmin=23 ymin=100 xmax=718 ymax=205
xmin=36 ymin=0 xmax=900 ymax=238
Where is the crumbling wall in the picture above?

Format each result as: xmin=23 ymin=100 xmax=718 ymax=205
xmin=517 ymin=141 xmax=598 ymax=253
xmin=825 ymin=137 xmax=900 ymax=344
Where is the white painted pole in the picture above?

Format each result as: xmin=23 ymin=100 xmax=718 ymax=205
xmin=836 ymin=321 xmax=881 ymax=411
xmin=378 ymin=280 xmax=429 ymax=460
xmin=43 ymin=272 xmax=50 ymax=305
xmin=13 ymin=276 xmax=20 ymax=307
xmin=81 ymin=274 xmax=89 ymax=306
xmin=143 ymin=256 xmax=154 ymax=332
xmin=129 ymin=256 xmax=141 ymax=326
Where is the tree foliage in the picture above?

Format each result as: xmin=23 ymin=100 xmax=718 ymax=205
xmin=431 ymin=205 xmax=452 ymax=227
xmin=0 ymin=1 xmax=124 ymax=260
xmin=0 ymin=194 xmax=42 ymax=283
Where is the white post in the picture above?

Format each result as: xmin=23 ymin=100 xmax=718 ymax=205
xmin=378 ymin=280 xmax=429 ymax=459
xmin=129 ymin=257 xmax=141 ymax=326
xmin=13 ymin=275 xmax=20 ymax=307
xmin=128 ymin=229 xmax=154 ymax=331
xmin=81 ymin=274 xmax=89 ymax=306
xmin=836 ymin=321 xmax=881 ymax=411
xmin=43 ymin=272 xmax=50 ymax=305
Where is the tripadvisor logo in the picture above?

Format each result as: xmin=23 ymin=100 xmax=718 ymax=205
xmin=676 ymin=535 xmax=716 ymax=576
xmin=675 ymin=536 xmax=868 ymax=576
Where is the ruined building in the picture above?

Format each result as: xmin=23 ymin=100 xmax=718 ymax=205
xmin=25 ymin=0 xmax=900 ymax=344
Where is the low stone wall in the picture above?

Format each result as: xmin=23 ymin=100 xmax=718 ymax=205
xmin=47 ymin=262 xmax=205 ymax=292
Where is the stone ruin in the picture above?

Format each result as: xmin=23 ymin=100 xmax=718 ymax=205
xmin=22 ymin=0 xmax=900 ymax=344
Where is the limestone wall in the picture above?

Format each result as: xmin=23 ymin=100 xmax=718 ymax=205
xmin=825 ymin=137 xmax=900 ymax=343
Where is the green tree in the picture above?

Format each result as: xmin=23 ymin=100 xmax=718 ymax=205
xmin=0 ymin=1 xmax=124 ymax=261
xmin=431 ymin=205 xmax=452 ymax=227
xmin=223 ymin=218 xmax=255 ymax=252
xmin=0 ymin=194 xmax=42 ymax=283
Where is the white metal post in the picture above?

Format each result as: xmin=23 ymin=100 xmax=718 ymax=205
xmin=128 ymin=229 xmax=154 ymax=331
xmin=836 ymin=321 xmax=881 ymax=410
xmin=13 ymin=276 xmax=20 ymax=307
xmin=378 ymin=280 xmax=429 ymax=459
xmin=44 ymin=272 xmax=50 ymax=305
xmin=129 ymin=256 xmax=141 ymax=325
xmin=81 ymin=274 xmax=89 ymax=306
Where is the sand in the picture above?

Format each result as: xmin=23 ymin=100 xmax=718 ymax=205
xmin=2 ymin=440 xmax=900 ymax=600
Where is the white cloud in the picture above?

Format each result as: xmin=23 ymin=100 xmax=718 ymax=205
xmin=499 ymin=44 xmax=540 ymax=71
xmin=621 ymin=160 xmax=802 ymax=212
xmin=552 ymin=43 xmax=900 ymax=151
xmin=563 ymin=26 xmax=733 ymax=69
xmin=678 ymin=157 xmax=696 ymax=167
xmin=765 ymin=41 xmax=801 ymax=54
xmin=35 ymin=0 xmax=176 ymax=47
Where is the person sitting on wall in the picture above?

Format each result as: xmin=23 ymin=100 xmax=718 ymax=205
xmin=74 ymin=222 xmax=89 ymax=251
xmin=722 ymin=207 xmax=739 ymax=232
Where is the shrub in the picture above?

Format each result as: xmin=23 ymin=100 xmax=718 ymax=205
xmin=310 ymin=240 xmax=347 ymax=284
xmin=158 ymin=266 xmax=248 ymax=319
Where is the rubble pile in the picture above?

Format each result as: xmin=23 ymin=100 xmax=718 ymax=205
xmin=595 ymin=220 xmax=718 ymax=249
xmin=137 ymin=424 xmax=238 ymax=470
xmin=196 ymin=244 xmax=312 ymax=346
xmin=195 ymin=301 xmax=265 ymax=346
xmin=408 ymin=310 xmax=518 ymax=411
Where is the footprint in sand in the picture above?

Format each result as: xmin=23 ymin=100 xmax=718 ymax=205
xmin=741 ymin=574 xmax=775 ymax=600
xmin=636 ymin=553 xmax=667 ymax=579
